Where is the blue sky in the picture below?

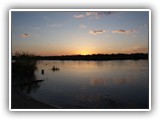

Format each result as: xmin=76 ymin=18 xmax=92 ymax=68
xmin=12 ymin=11 xmax=149 ymax=56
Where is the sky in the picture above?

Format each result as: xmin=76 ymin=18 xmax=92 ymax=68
xmin=11 ymin=11 xmax=149 ymax=56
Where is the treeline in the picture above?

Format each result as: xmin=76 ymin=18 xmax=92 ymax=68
xmin=13 ymin=53 xmax=148 ymax=61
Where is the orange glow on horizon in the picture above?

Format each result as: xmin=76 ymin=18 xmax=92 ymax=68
xmin=80 ymin=51 xmax=90 ymax=55
xmin=77 ymin=49 xmax=93 ymax=55
xmin=13 ymin=47 xmax=148 ymax=56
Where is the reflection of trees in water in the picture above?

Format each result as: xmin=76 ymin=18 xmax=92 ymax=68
xmin=90 ymin=78 xmax=104 ymax=86
xmin=90 ymin=76 xmax=135 ymax=87
xmin=12 ymin=70 xmax=43 ymax=94
xmin=113 ymin=78 xmax=126 ymax=85
xmin=16 ymin=75 xmax=42 ymax=94
xmin=112 ymin=76 xmax=135 ymax=85
xmin=12 ymin=60 xmax=43 ymax=94
xmin=90 ymin=77 xmax=127 ymax=86
xmin=19 ymin=81 xmax=42 ymax=94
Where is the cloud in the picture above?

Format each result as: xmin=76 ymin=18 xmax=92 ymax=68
xmin=43 ymin=16 xmax=51 ymax=21
xmin=86 ymin=11 xmax=113 ymax=16
xmin=89 ymin=30 xmax=106 ymax=35
xmin=73 ymin=14 xmax=85 ymax=19
xmin=32 ymin=27 xmax=40 ymax=30
xmin=19 ymin=34 xmax=30 ymax=38
xmin=112 ymin=29 xmax=125 ymax=33
xmin=112 ymin=29 xmax=136 ymax=34
xmin=139 ymin=23 xmax=148 ymax=29
xmin=79 ymin=24 xmax=87 ymax=29
xmin=74 ymin=12 xmax=116 ymax=20
xmin=97 ymin=11 xmax=114 ymax=15
xmin=86 ymin=12 xmax=97 ymax=16
xmin=86 ymin=12 xmax=99 ymax=19
xmin=86 ymin=11 xmax=116 ymax=19
xmin=50 ymin=24 xmax=63 ymax=28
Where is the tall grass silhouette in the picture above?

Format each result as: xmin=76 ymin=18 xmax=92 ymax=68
xmin=13 ymin=51 xmax=37 ymax=76
xmin=12 ymin=52 xmax=42 ymax=91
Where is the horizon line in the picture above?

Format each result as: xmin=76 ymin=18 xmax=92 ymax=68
xmin=12 ymin=52 xmax=148 ymax=57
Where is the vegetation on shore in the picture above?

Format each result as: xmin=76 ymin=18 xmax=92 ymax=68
xmin=11 ymin=52 xmax=60 ymax=109
xmin=12 ymin=52 xmax=42 ymax=93
xmin=12 ymin=52 xmax=37 ymax=75
xmin=13 ymin=53 xmax=148 ymax=61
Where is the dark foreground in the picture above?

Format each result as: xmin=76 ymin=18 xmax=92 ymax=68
xmin=11 ymin=88 xmax=60 ymax=109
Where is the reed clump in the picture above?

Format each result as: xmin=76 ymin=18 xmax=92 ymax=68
xmin=12 ymin=51 xmax=38 ymax=76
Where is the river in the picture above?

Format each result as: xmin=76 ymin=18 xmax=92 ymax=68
xmin=24 ymin=60 xmax=149 ymax=109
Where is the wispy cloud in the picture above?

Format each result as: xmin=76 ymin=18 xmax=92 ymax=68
xmin=86 ymin=11 xmax=116 ymax=19
xmin=50 ymin=24 xmax=63 ymax=28
xmin=97 ymin=11 xmax=115 ymax=15
xmin=86 ymin=12 xmax=99 ymax=19
xmin=89 ymin=30 xmax=106 ymax=35
xmin=74 ymin=11 xmax=117 ymax=20
xmin=43 ymin=16 xmax=51 ymax=21
xmin=139 ymin=23 xmax=148 ymax=29
xmin=19 ymin=34 xmax=30 ymax=38
xmin=73 ymin=14 xmax=85 ymax=19
xmin=32 ymin=27 xmax=40 ymax=30
xmin=86 ymin=11 xmax=114 ymax=16
xmin=86 ymin=12 xmax=97 ymax=16
xmin=79 ymin=24 xmax=87 ymax=29
xmin=112 ymin=29 xmax=136 ymax=34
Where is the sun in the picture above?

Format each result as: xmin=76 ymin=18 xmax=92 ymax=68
xmin=75 ymin=48 xmax=93 ymax=55
xmin=80 ymin=50 xmax=91 ymax=55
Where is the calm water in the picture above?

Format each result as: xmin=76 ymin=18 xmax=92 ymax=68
xmin=26 ymin=60 xmax=149 ymax=109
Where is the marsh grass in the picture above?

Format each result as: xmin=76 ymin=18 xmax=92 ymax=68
xmin=12 ymin=52 xmax=40 ymax=88
xmin=12 ymin=52 xmax=37 ymax=75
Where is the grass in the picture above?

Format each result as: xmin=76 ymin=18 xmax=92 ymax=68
xmin=12 ymin=52 xmax=37 ymax=76
xmin=12 ymin=52 xmax=40 ymax=89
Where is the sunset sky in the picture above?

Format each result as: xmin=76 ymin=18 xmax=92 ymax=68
xmin=11 ymin=11 xmax=149 ymax=56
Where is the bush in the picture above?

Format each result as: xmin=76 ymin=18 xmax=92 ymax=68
xmin=12 ymin=52 xmax=37 ymax=76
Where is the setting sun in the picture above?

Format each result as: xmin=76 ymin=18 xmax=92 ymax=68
xmin=80 ymin=51 xmax=90 ymax=55
xmin=79 ymin=49 xmax=92 ymax=55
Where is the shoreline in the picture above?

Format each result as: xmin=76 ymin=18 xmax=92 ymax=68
xmin=12 ymin=53 xmax=148 ymax=61
xmin=11 ymin=88 xmax=61 ymax=109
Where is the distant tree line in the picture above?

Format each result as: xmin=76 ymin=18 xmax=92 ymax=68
xmin=12 ymin=53 xmax=148 ymax=61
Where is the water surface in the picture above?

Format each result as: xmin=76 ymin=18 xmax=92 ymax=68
xmin=26 ymin=60 xmax=149 ymax=109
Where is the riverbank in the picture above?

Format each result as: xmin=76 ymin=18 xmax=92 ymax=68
xmin=11 ymin=88 xmax=60 ymax=109
xmin=12 ymin=53 xmax=148 ymax=61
